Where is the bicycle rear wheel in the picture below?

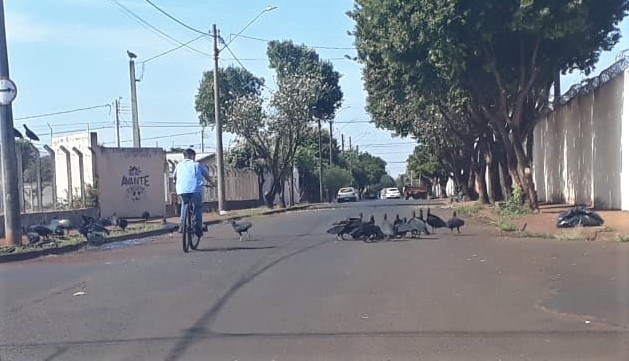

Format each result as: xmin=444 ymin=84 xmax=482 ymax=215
xmin=189 ymin=229 xmax=201 ymax=250
xmin=188 ymin=203 xmax=201 ymax=250
xmin=182 ymin=206 xmax=190 ymax=253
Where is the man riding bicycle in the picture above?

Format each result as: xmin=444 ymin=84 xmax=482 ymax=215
xmin=173 ymin=148 xmax=214 ymax=237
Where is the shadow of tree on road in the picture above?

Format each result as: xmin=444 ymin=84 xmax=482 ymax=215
xmin=164 ymin=239 xmax=332 ymax=361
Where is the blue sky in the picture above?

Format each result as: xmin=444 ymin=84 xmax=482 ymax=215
xmin=4 ymin=0 xmax=629 ymax=177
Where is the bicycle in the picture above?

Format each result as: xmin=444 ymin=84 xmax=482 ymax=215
xmin=180 ymin=196 xmax=201 ymax=253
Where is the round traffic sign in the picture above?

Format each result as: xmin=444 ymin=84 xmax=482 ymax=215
xmin=0 ymin=77 xmax=17 ymax=105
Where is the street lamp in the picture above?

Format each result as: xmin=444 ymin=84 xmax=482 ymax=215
xmin=212 ymin=6 xmax=277 ymax=214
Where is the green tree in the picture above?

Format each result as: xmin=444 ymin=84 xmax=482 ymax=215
xmin=294 ymin=126 xmax=344 ymax=201
xmin=195 ymin=66 xmax=264 ymax=127
xmin=323 ymin=167 xmax=354 ymax=197
xmin=350 ymin=0 xmax=629 ymax=207
xmin=225 ymin=74 xmax=329 ymax=207
xmin=376 ymin=174 xmax=396 ymax=189
xmin=342 ymin=149 xmax=387 ymax=193
xmin=267 ymin=40 xmax=343 ymax=121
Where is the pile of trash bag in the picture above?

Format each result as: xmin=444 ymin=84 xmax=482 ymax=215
xmin=556 ymin=206 xmax=605 ymax=228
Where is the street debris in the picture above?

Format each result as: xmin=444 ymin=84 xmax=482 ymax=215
xmin=72 ymin=291 xmax=86 ymax=297
xmin=556 ymin=207 xmax=604 ymax=228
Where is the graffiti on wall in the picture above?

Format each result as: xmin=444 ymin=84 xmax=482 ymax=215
xmin=121 ymin=165 xmax=150 ymax=201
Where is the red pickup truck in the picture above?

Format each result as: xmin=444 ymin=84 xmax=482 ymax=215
xmin=402 ymin=185 xmax=429 ymax=200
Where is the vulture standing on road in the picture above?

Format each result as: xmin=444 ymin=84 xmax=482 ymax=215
xmin=446 ymin=211 xmax=465 ymax=233
xmin=380 ymin=213 xmax=395 ymax=240
xmin=426 ymin=208 xmax=447 ymax=233
xmin=408 ymin=210 xmax=430 ymax=237
xmin=327 ymin=213 xmax=363 ymax=240
xmin=231 ymin=219 xmax=252 ymax=241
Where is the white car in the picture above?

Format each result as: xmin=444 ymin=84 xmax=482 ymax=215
xmin=337 ymin=187 xmax=358 ymax=202
xmin=383 ymin=187 xmax=401 ymax=199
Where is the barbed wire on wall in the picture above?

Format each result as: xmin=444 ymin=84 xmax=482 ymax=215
xmin=558 ymin=48 xmax=629 ymax=105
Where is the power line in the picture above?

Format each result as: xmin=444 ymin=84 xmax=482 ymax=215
xmin=231 ymin=34 xmax=355 ymax=50
xmin=221 ymin=42 xmax=249 ymax=69
xmin=15 ymin=104 xmax=112 ymax=121
xmin=107 ymin=0 xmax=210 ymax=57
xmin=143 ymin=0 xmax=209 ymax=35
xmin=141 ymin=35 xmax=207 ymax=64
xmin=120 ymin=130 xmax=200 ymax=143
xmin=220 ymin=41 xmax=274 ymax=91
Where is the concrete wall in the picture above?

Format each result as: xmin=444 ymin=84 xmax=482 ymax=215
xmin=166 ymin=153 xmax=261 ymax=203
xmin=592 ymin=75 xmax=623 ymax=209
xmin=533 ymin=70 xmax=626 ymax=210
xmin=623 ymin=69 xmax=629 ymax=211
xmin=52 ymin=132 xmax=98 ymax=205
xmin=94 ymin=147 xmax=166 ymax=218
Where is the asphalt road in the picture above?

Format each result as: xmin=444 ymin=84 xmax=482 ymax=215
xmin=1 ymin=199 xmax=629 ymax=360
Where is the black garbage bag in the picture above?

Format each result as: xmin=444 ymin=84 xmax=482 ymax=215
xmin=556 ymin=206 xmax=605 ymax=228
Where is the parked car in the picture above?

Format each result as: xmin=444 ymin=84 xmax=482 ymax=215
xmin=337 ymin=187 xmax=359 ymax=202
xmin=383 ymin=187 xmax=401 ymax=199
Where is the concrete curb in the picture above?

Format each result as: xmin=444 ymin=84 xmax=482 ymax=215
xmin=0 ymin=204 xmax=314 ymax=264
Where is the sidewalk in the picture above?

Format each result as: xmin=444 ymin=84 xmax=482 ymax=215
xmin=476 ymin=202 xmax=629 ymax=241
xmin=0 ymin=203 xmax=319 ymax=263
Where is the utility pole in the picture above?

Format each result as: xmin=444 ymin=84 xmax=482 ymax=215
xmin=341 ymin=134 xmax=345 ymax=154
xmin=114 ymin=98 xmax=121 ymax=147
xmin=0 ymin=0 xmax=21 ymax=245
xmin=213 ymin=24 xmax=227 ymax=214
xmin=317 ymin=118 xmax=323 ymax=202
xmin=201 ymin=127 xmax=205 ymax=153
xmin=348 ymin=136 xmax=352 ymax=171
xmin=128 ymin=51 xmax=141 ymax=147
xmin=328 ymin=120 xmax=333 ymax=166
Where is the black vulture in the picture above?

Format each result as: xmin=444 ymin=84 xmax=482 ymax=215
xmin=27 ymin=224 xmax=53 ymax=240
xmin=231 ymin=219 xmax=252 ymax=241
xmin=26 ymin=232 xmax=41 ymax=245
xmin=380 ymin=213 xmax=395 ymax=240
xmin=426 ymin=208 xmax=447 ymax=233
xmin=23 ymin=124 xmax=39 ymax=141
xmin=408 ymin=215 xmax=429 ymax=236
xmin=127 ymin=50 xmax=137 ymax=59
xmin=446 ymin=211 xmax=465 ymax=233
xmin=13 ymin=128 xmax=23 ymax=139
xmin=349 ymin=222 xmax=383 ymax=242
xmin=393 ymin=214 xmax=402 ymax=227
xmin=327 ymin=218 xmax=361 ymax=240
xmin=111 ymin=214 xmax=128 ymax=231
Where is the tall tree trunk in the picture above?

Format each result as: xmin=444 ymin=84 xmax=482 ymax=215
xmin=512 ymin=135 xmax=538 ymax=209
xmin=257 ymin=171 xmax=265 ymax=203
xmin=278 ymin=179 xmax=286 ymax=208
xmin=473 ymin=155 xmax=489 ymax=204
xmin=485 ymin=156 xmax=495 ymax=204
xmin=264 ymin=170 xmax=280 ymax=208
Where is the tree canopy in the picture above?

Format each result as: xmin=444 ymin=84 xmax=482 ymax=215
xmin=350 ymin=0 xmax=629 ymax=207
xmin=195 ymin=65 xmax=264 ymax=128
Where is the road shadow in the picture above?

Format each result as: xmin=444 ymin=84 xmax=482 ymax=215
xmin=43 ymin=347 xmax=68 ymax=361
xmin=164 ymin=239 xmax=331 ymax=361
xmin=195 ymin=246 xmax=276 ymax=253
